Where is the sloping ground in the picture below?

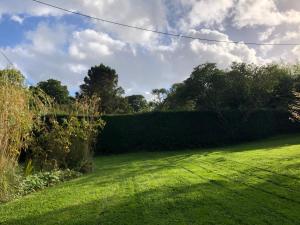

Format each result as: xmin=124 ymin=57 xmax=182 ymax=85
xmin=1 ymin=135 xmax=300 ymax=225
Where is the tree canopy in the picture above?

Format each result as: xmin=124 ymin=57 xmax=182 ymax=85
xmin=33 ymin=79 xmax=70 ymax=104
xmin=23 ymin=62 xmax=300 ymax=117
xmin=156 ymin=63 xmax=300 ymax=113
xmin=79 ymin=64 xmax=128 ymax=114
xmin=125 ymin=95 xmax=148 ymax=113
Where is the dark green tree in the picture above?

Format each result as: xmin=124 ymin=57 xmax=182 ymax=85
xmin=164 ymin=83 xmax=195 ymax=111
xmin=150 ymin=88 xmax=168 ymax=111
xmin=161 ymin=63 xmax=298 ymax=112
xmin=79 ymin=64 xmax=125 ymax=114
xmin=34 ymin=79 xmax=70 ymax=104
xmin=125 ymin=95 xmax=148 ymax=113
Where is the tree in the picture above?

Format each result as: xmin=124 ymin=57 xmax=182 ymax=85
xmin=125 ymin=95 xmax=148 ymax=113
xmin=164 ymin=83 xmax=195 ymax=111
xmin=152 ymin=88 xmax=168 ymax=104
xmin=79 ymin=64 xmax=125 ymax=114
xmin=160 ymin=63 xmax=298 ymax=112
xmin=184 ymin=63 xmax=226 ymax=110
xmin=34 ymin=79 xmax=70 ymax=104
xmin=150 ymin=88 xmax=168 ymax=111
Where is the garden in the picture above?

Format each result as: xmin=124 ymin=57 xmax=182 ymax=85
xmin=0 ymin=62 xmax=300 ymax=225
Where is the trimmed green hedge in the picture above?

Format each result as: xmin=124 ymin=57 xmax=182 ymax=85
xmin=96 ymin=110 xmax=300 ymax=154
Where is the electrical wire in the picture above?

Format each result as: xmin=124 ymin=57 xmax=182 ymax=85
xmin=30 ymin=0 xmax=300 ymax=46
xmin=0 ymin=50 xmax=14 ymax=67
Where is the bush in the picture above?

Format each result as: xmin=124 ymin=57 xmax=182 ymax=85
xmin=18 ymin=169 xmax=81 ymax=196
xmin=96 ymin=110 xmax=300 ymax=154
xmin=30 ymin=116 xmax=104 ymax=172
xmin=30 ymin=96 xmax=105 ymax=173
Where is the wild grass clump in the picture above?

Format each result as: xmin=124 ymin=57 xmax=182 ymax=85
xmin=0 ymin=69 xmax=48 ymax=202
xmin=0 ymin=69 xmax=33 ymax=201
xmin=0 ymin=68 xmax=104 ymax=202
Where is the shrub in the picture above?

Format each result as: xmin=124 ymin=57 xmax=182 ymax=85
xmin=30 ymin=96 xmax=105 ymax=173
xmin=18 ymin=169 xmax=81 ymax=196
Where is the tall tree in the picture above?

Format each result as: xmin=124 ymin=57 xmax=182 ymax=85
xmin=79 ymin=64 xmax=125 ymax=114
xmin=125 ymin=95 xmax=148 ymax=113
xmin=161 ymin=63 xmax=298 ymax=112
xmin=151 ymin=88 xmax=168 ymax=104
xmin=34 ymin=79 xmax=70 ymax=104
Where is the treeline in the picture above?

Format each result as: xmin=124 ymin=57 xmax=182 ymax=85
xmin=31 ymin=62 xmax=300 ymax=116
xmin=153 ymin=63 xmax=300 ymax=114
xmin=31 ymin=64 xmax=149 ymax=114
xmin=29 ymin=61 xmax=300 ymax=154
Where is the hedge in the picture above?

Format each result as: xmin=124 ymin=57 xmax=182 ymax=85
xmin=95 ymin=110 xmax=300 ymax=154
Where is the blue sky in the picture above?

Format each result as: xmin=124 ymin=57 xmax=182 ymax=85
xmin=0 ymin=0 xmax=300 ymax=97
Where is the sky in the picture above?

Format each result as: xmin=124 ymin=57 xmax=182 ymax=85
xmin=0 ymin=0 xmax=300 ymax=97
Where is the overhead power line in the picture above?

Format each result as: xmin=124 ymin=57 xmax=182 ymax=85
xmin=0 ymin=50 xmax=14 ymax=67
xmin=0 ymin=50 xmax=35 ymax=86
xmin=30 ymin=0 xmax=300 ymax=46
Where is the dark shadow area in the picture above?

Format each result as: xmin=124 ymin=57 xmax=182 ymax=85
xmin=97 ymin=110 xmax=300 ymax=154
xmin=163 ymin=134 xmax=300 ymax=156
xmin=2 ymin=172 xmax=300 ymax=225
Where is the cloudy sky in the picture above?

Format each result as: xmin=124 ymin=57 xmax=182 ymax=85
xmin=0 ymin=0 xmax=300 ymax=96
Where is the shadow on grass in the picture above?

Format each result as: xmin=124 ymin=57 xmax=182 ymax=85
xmin=161 ymin=134 xmax=300 ymax=155
xmin=3 ymin=172 xmax=300 ymax=225
xmin=1 ymin=135 xmax=300 ymax=225
xmin=220 ymin=134 xmax=300 ymax=152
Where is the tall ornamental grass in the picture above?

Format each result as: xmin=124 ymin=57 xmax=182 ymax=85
xmin=0 ymin=69 xmax=47 ymax=202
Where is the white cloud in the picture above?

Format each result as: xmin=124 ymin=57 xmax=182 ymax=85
xmin=1 ymin=0 xmax=300 ymax=96
xmin=180 ymin=0 xmax=234 ymax=29
xmin=1 ymin=20 xmax=269 ymax=96
xmin=0 ymin=0 xmax=168 ymax=48
xmin=25 ymin=22 xmax=69 ymax=54
xmin=292 ymin=46 xmax=300 ymax=56
xmin=0 ymin=0 xmax=64 ymax=18
xmin=0 ymin=22 xmax=77 ymax=89
xmin=68 ymin=64 xmax=88 ymax=74
xmin=233 ymin=0 xmax=300 ymax=28
xmin=69 ymin=29 xmax=126 ymax=60
xmin=189 ymin=29 xmax=261 ymax=67
xmin=10 ymin=15 xmax=24 ymax=24
xmin=259 ymin=27 xmax=275 ymax=41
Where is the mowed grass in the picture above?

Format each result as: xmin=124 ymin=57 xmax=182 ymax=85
xmin=1 ymin=135 xmax=300 ymax=225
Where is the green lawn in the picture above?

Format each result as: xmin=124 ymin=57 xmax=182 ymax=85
xmin=1 ymin=135 xmax=300 ymax=225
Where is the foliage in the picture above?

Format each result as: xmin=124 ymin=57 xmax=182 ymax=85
xmin=156 ymin=63 xmax=300 ymax=113
xmin=24 ymin=159 xmax=33 ymax=177
xmin=125 ymin=95 xmax=149 ymax=113
xmin=1 ymin=135 xmax=300 ymax=225
xmin=18 ymin=169 xmax=81 ymax=196
xmin=0 ymin=69 xmax=48 ymax=202
xmin=79 ymin=64 xmax=127 ymax=114
xmin=150 ymin=88 xmax=168 ymax=110
xmin=97 ymin=110 xmax=299 ymax=154
xmin=0 ymin=163 xmax=20 ymax=203
xmin=30 ymin=96 xmax=105 ymax=172
xmin=32 ymin=79 xmax=71 ymax=104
